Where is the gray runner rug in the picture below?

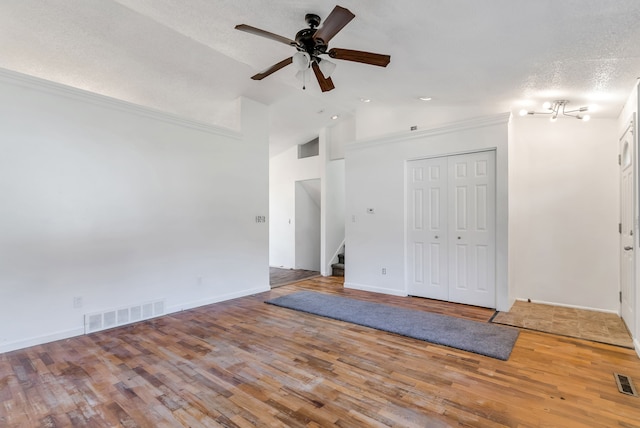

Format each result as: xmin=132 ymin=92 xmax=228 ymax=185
xmin=266 ymin=291 xmax=519 ymax=360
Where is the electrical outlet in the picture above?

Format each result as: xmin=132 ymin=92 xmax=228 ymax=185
xmin=382 ymin=268 xmax=387 ymax=275
xmin=73 ymin=296 xmax=83 ymax=309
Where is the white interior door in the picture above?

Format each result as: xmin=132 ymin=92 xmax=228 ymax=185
xmin=447 ymin=152 xmax=496 ymax=307
xmin=407 ymin=157 xmax=448 ymax=300
xmin=406 ymin=151 xmax=496 ymax=308
xmin=620 ymin=122 xmax=635 ymax=334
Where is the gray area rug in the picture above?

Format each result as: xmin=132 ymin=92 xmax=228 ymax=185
xmin=266 ymin=291 xmax=519 ymax=360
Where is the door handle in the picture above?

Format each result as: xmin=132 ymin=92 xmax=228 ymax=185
xmin=624 ymin=246 xmax=634 ymax=251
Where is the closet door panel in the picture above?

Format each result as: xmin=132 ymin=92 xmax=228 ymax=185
xmin=406 ymin=157 xmax=448 ymax=300
xmin=448 ymin=152 xmax=496 ymax=308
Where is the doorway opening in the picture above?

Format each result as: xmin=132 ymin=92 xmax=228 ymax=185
xmin=295 ymin=178 xmax=321 ymax=271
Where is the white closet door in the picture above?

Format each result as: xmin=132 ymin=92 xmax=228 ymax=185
xmin=406 ymin=157 xmax=448 ymax=300
xmin=447 ymin=151 xmax=496 ymax=307
xmin=406 ymin=151 xmax=496 ymax=308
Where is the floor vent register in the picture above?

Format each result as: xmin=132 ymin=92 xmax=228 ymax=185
xmin=614 ymin=373 xmax=638 ymax=397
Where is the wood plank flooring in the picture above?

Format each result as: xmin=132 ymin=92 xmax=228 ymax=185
xmin=269 ymin=268 xmax=320 ymax=288
xmin=1 ymin=276 xmax=640 ymax=427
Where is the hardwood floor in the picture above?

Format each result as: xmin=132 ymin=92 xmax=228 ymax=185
xmin=269 ymin=268 xmax=320 ymax=288
xmin=2 ymin=276 xmax=640 ymax=427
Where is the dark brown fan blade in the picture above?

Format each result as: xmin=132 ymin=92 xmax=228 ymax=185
xmin=328 ymin=48 xmax=390 ymax=67
xmin=235 ymin=24 xmax=297 ymax=46
xmin=251 ymin=57 xmax=293 ymax=80
xmin=312 ymin=6 xmax=355 ymax=44
xmin=311 ymin=61 xmax=335 ymax=92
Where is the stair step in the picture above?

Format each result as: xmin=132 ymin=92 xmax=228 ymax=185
xmin=333 ymin=249 xmax=345 ymax=276
xmin=331 ymin=262 xmax=345 ymax=277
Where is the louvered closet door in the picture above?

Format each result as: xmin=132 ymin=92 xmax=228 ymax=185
xmin=406 ymin=151 xmax=496 ymax=308
xmin=406 ymin=157 xmax=449 ymax=300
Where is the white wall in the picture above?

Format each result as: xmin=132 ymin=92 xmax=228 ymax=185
xmin=328 ymin=117 xmax=355 ymax=160
xmin=355 ymin=104 xmax=498 ymax=141
xmin=0 ymin=70 xmax=270 ymax=353
xmin=345 ymin=115 xmax=510 ymax=310
xmin=509 ymin=117 xmax=619 ymax=312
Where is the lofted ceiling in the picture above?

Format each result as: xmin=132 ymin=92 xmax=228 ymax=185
xmin=1 ymin=1 xmax=640 ymax=156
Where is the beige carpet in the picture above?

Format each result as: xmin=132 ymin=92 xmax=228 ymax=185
xmin=492 ymin=301 xmax=634 ymax=349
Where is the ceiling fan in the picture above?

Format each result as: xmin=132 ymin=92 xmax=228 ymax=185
xmin=235 ymin=5 xmax=391 ymax=92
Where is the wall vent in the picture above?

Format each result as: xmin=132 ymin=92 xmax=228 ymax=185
xmin=84 ymin=299 xmax=166 ymax=334
xmin=614 ymin=372 xmax=638 ymax=397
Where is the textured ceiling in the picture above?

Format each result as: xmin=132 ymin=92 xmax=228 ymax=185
xmin=1 ymin=0 xmax=639 ymax=155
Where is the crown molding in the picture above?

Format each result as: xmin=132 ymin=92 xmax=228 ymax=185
xmin=347 ymin=112 xmax=511 ymax=152
xmin=0 ymin=67 xmax=242 ymax=139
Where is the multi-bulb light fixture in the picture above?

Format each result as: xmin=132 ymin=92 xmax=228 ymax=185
xmin=292 ymin=51 xmax=336 ymax=90
xmin=519 ymin=100 xmax=591 ymax=122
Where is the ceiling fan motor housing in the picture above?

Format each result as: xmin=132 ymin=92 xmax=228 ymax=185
xmin=295 ymin=28 xmax=327 ymax=59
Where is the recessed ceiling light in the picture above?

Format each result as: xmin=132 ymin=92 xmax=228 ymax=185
xmin=331 ymin=114 xmax=339 ymax=120
xmin=419 ymin=96 xmax=432 ymax=101
xmin=360 ymin=98 xmax=371 ymax=103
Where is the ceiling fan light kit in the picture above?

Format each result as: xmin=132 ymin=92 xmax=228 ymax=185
xmin=235 ymin=5 xmax=390 ymax=92
xmin=520 ymin=100 xmax=591 ymax=122
xmin=292 ymin=52 xmax=311 ymax=70
xmin=318 ymin=58 xmax=337 ymax=77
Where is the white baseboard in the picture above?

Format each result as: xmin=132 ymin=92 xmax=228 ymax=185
xmin=344 ymin=282 xmax=408 ymax=297
xmin=0 ymin=327 xmax=85 ymax=355
xmin=515 ymin=298 xmax=619 ymax=315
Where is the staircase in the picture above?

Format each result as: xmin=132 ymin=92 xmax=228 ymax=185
xmin=331 ymin=252 xmax=345 ymax=277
